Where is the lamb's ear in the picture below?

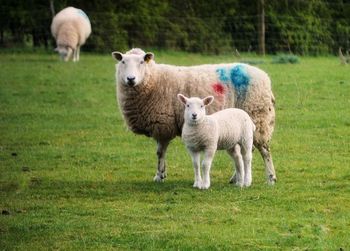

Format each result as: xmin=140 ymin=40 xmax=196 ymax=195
xmin=177 ymin=94 xmax=188 ymax=105
xmin=54 ymin=47 xmax=59 ymax=52
xmin=203 ymin=96 xmax=214 ymax=106
xmin=112 ymin=51 xmax=123 ymax=61
xmin=144 ymin=52 xmax=154 ymax=62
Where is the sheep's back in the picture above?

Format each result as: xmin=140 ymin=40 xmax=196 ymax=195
xmin=51 ymin=7 xmax=91 ymax=44
xmin=116 ymin=62 xmax=274 ymax=144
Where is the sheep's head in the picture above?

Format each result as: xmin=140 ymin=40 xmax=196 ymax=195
xmin=55 ymin=46 xmax=73 ymax=62
xmin=177 ymin=94 xmax=214 ymax=125
xmin=112 ymin=50 xmax=154 ymax=87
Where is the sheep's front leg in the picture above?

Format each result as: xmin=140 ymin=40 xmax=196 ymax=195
xmin=189 ymin=150 xmax=202 ymax=188
xmin=153 ymin=140 xmax=170 ymax=182
xmin=201 ymin=149 xmax=215 ymax=189
xmin=257 ymin=143 xmax=277 ymax=185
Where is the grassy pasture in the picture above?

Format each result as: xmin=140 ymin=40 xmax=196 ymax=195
xmin=0 ymin=51 xmax=349 ymax=250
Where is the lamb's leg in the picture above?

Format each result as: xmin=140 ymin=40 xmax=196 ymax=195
xmin=153 ymin=140 xmax=170 ymax=182
xmin=241 ymin=146 xmax=253 ymax=187
xmin=189 ymin=150 xmax=202 ymax=188
xmin=227 ymin=144 xmax=244 ymax=187
xmin=201 ymin=149 xmax=215 ymax=189
xmin=257 ymin=143 xmax=277 ymax=185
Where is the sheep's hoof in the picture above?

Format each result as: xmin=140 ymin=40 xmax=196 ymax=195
xmin=229 ymin=174 xmax=236 ymax=184
xmin=153 ymin=172 xmax=166 ymax=182
xmin=268 ymin=175 xmax=277 ymax=185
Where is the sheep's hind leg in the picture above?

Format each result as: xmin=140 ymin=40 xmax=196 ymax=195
xmin=227 ymin=145 xmax=244 ymax=187
xmin=190 ymin=151 xmax=202 ymax=188
xmin=153 ymin=140 xmax=170 ymax=182
xmin=257 ymin=143 xmax=277 ymax=185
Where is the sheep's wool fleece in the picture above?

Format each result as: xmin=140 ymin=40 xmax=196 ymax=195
xmin=116 ymin=49 xmax=275 ymax=146
xmin=182 ymin=108 xmax=255 ymax=152
xmin=51 ymin=7 xmax=91 ymax=48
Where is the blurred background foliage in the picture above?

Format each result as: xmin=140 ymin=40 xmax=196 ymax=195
xmin=0 ymin=0 xmax=349 ymax=55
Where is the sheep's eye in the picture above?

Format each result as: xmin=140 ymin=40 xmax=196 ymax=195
xmin=200 ymin=105 xmax=204 ymax=108
xmin=186 ymin=104 xmax=189 ymax=108
xmin=121 ymin=61 xmax=125 ymax=64
xmin=140 ymin=61 xmax=144 ymax=64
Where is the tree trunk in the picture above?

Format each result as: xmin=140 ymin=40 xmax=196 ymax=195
xmin=50 ymin=0 xmax=55 ymax=18
xmin=258 ymin=0 xmax=265 ymax=55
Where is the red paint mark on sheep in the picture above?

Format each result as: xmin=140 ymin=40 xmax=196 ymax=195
xmin=212 ymin=83 xmax=225 ymax=95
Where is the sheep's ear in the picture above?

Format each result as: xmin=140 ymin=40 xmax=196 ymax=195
xmin=177 ymin=94 xmax=188 ymax=105
xmin=144 ymin=52 xmax=154 ymax=62
xmin=203 ymin=96 xmax=214 ymax=106
xmin=112 ymin=51 xmax=123 ymax=61
xmin=54 ymin=47 xmax=59 ymax=52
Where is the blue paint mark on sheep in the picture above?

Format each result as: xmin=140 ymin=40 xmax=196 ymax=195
xmin=77 ymin=9 xmax=90 ymax=21
xmin=230 ymin=65 xmax=250 ymax=89
xmin=216 ymin=64 xmax=250 ymax=102
xmin=216 ymin=68 xmax=229 ymax=82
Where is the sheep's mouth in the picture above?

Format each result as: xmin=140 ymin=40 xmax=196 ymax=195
xmin=190 ymin=118 xmax=199 ymax=125
xmin=126 ymin=80 xmax=136 ymax=87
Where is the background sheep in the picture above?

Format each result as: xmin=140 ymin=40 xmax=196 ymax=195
xmin=178 ymin=94 xmax=256 ymax=189
xmin=51 ymin=7 xmax=91 ymax=62
xmin=112 ymin=48 xmax=277 ymax=184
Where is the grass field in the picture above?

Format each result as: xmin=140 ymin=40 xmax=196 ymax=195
xmin=1 ymin=51 xmax=349 ymax=250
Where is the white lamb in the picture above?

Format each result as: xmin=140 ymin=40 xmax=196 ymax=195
xmin=51 ymin=7 xmax=91 ymax=62
xmin=178 ymin=94 xmax=256 ymax=189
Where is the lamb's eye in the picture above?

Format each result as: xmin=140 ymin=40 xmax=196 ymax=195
xmin=201 ymin=105 xmax=204 ymax=108
xmin=121 ymin=61 xmax=125 ymax=64
xmin=140 ymin=61 xmax=144 ymax=64
xmin=186 ymin=105 xmax=189 ymax=108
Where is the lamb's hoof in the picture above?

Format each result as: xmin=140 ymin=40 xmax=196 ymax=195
xmin=193 ymin=181 xmax=202 ymax=189
xmin=235 ymin=182 xmax=244 ymax=188
xmin=244 ymin=181 xmax=252 ymax=187
xmin=153 ymin=172 xmax=166 ymax=182
xmin=200 ymin=182 xmax=210 ymax=190
xmin=268 ymin=175 xmax=277 ymax=185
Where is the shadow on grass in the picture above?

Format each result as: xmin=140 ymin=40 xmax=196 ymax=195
xmin=26 ymin=177 xmax=195 ymax=201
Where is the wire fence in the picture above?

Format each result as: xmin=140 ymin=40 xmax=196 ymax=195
xmin=1 ymin=9 xmax=349 ymax=55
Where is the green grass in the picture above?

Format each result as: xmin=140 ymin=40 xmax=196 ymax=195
xmin=1 ymin=51 xmax=350 ymax=250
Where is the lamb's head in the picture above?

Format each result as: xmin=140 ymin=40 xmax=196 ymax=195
xmin=55 ymin=45 xmax=73 ymax=62
xmin=177 ymin=94 xmax=214 ymax=125
xmin=112 ymin=49 xmax=154 ymax=87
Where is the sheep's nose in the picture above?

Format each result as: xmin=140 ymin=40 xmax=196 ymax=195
xmin=127 ymin=76 xmax=135 ymax=81
xmin=192 ymin=113 xmax=197 ymax=119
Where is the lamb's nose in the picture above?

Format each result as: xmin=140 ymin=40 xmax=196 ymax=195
xmin=192 ymin=113 xmax=197 ymax=119
xmin=127 ymin=76 xmax=135 ymax=81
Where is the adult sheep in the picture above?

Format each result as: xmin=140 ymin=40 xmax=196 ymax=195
xmin=51 ymin=7 xmax=91 ymax=62
xmin=112 ymin=48 xmax=277 ymax=184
